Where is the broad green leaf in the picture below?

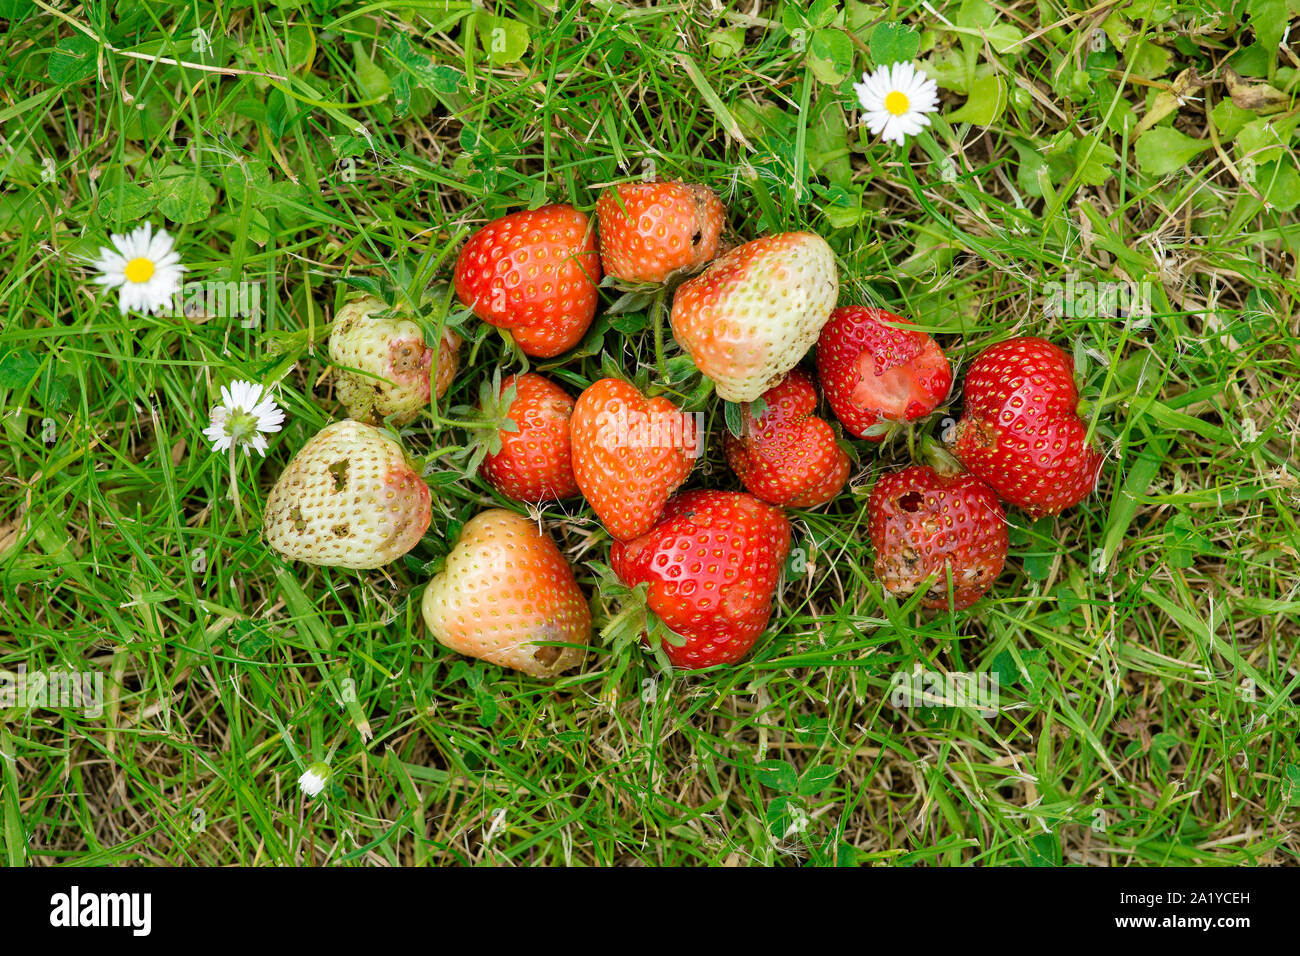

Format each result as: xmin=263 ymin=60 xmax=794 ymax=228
xmin=808 ymin=28 xmax=854 ymax=84
xmin=869 ymin=23 xmax=920 ymax=65
xmin=152 ymin=164 xmax=216 ymax=223
xmin=47 ymin=34 xmax=98 ymax=85
xmin=98 ymin=176 xmax=155 ymax=225
xmin=797 ymin=763 xmax=838 ymax=795
xmin=981 ymin=22 xmax=1025 ymax=53
xmin=1125 ymin=38 xmax=1171 ymax=79
xmin=1072 ymin=139 xmax=1117 ymax=186
xmin=947 ymin=73 xmax=1006 ymax=126
xmin=1134 ymin=127 xmax=1209 ymax=176
xmin=708 ymin=27 xmax=745 ymax=59
xmin=1210 ymin=98 xmax=1256 ymax=141
xmin=0 ymin=0 xmax=34 ymax=21
xmin=754 ymin=759 xmax=798 ymax=793
xmin=0 ymin=348 xmax=42 ymax=388
xmin=475 ymin=14 xmax=530 ymax=65
xmin=1246 ymin=0 xmax=1286 ymax=71
xmin=957 ymin=0 xmax=997 ymax=28
xmin=1259 ymin=160 xmax=1300 ymax=212
xmin=807 ymin=0 xmax=839 ymax=29
xmin=351 ymin=43 xmax=390 ymax=100
xmin=1235 ymin=115 xmax=1299 ymax=166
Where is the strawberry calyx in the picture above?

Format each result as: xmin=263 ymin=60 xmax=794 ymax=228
xmin=448 ymin=367 xmax=521 ymax=476
xmin=592 ymin=562 xmax=686 ymax=673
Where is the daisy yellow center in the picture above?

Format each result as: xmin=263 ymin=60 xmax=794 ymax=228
xmin=124 ymin=257 xmax=155 ymax=284
xmin=884 ymin=91 xmax=911 ymax=116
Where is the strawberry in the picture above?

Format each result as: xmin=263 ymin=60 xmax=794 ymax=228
xmin=479 ymin=372 xmax=580 ymax=503
xmin=596 ymin=180 xmax=726 ymax=284
xmin=815 ymin=305 xmax=951 ymax=440
xmin=610 ymin=490 xmax=791 ymax=669
xmin=453 ymin=204 xmax=601 ymax=358
xmin=867 ymin=466 xmax=1007 ymax=610
xmin=329 ymin=294 xmax=461 ymax=425
xmin=422 ymin=509 xmax=590 ymax=678
xmin=569 ymin=378 xmax=696 ymax=541
xmin=723 ymin=369 xmax=849 ymax=508
xmin=951 ymin=337 xmax=1104 ymax=515
xmin=264 ymin=420 xmax=431 ymax=568
xmin=670 ymin=232 xmax=838 ymax=402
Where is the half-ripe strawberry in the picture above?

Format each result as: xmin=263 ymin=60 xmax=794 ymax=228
xmin=479 ymin=372 xmax=580 ymax=503
xmin=724 ymin=369 xmax=849 ymax=508
xmin=670 ymin=232 xmax=838 ymax=402
xmin=329 ymin=294 xmax=461 ymax=425
xmin=453 ymin=204 xmax=601 ymax=358
xmin=867 ymin=465 xmax=1007 ymax=610
xmin=610 ymin=490 xmax=791 ymax=669
xmin=951 ymin=337 xmax=1104 ymax=515
xmin=264 ymin=420 xmax=431 ymax=568
xmin=569 ymin=378 xmax=696 ymax=541
xmin=421 ymin=509 xmax=590 ymax=678
xmin=815 ymin=305 xmax=951 ymax=440
xmin=596 ymin=180 xmax=726 ymax=284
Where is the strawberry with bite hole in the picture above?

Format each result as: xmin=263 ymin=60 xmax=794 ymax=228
xmin=867 ymin=465 xmax=1007 ymax=610
xmin=815 ymin=306 xmax=951 ymax=440
xmin=951 ymin=337 xmax=1103 ymax=515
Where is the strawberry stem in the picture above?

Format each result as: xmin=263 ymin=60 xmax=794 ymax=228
xmin=651 ymin=286 xmax=669 ymax=381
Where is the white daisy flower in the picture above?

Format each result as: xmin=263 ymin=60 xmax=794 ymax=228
xmin=203 ymin=380 xmax=286 ymax=457
xmin=298 ymin=762 xmax=332 ymax=797
xmin=855 ymin=61 xmax=941 ymax=146
xmin=90 ymin=222 xmax=186 ymax=314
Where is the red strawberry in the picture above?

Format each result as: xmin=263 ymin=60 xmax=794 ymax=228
xmin=611 ymin=490 xmax=791 ymax=669
xmin=951 ymin=337 xmax=1103 ymax=515
xmin=670 ymin=232 xmax=838 ymax=402
xmin=569 ymin=378 xmax=696 ymax=541
xmin=453 ymin=204 xmax=601 ymax=358
xmin=867 ymin=466 xmax=1007 ymax=610
xmin=815 ymin=306 xmax=952 ymax=440
xmin=596 ymin=181 xmax=726 ymax=284
xmin=724 ymin=369 xmax=849 ymax=508
xmin=421 ymin=509 xmax=590 ymax=678
xmin=479 ymin=373 xmax=580 ymax=504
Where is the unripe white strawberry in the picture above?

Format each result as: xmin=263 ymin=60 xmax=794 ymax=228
xmin=329 ymin=294 xmax=461 ymax=425
xmin=421 ymin=509 xmax=590 ymax=678
xmin=264 ymin=420 xmax=431 ymax=568
xmin=669 ymin=232 xmax=838 ymax=402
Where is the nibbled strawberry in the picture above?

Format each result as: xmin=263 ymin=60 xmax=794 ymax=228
xmin=453 ymin=204 xmax=601 ymax=358
xmin=264 ymin=420 xmax=431 ymax=568
xmin=329 ymin=294 xmax=461 ymax=425
xmin=479 ymin=372 xmax=580 ymax=503
xmin=815 ymin=305 xmax=951 ymax=440
xmin=596 ymin=180 xmax=726 ymax=284
xmin=569 ymin=378 xmax=696 ymax=541
xmin=611 ymin=490 xmax=791 ymax=669
xmin=951 ymin=337 xmax=1103 ymax=515
xmin=724 ymin=369 xmax=850 ymax=508
xmin=670 ymin=232 xmax=839 ymax=402
xmin=867 ymin=466 xmax=1007 ymax=610
xmin=421 ymin=509 xmax=590 ymax=678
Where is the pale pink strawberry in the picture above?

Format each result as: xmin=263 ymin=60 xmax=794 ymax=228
xmin=263 ymin=420 xmax=431 ymax=568
xmin=669 ymin=232 xmax=839 ymax=402
xmin=329 ymin=294 xmax=461 ymax=425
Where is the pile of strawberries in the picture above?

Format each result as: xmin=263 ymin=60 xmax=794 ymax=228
xmin=262 ymin=181 xmax=1104 ymax=676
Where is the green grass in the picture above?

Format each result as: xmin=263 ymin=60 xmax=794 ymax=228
xmin=1 ymin=0 xmax=1298 ymax=866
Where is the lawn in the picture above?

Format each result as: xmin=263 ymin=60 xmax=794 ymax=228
xmin=1 ymin=0 xmax=1298 ymax=867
